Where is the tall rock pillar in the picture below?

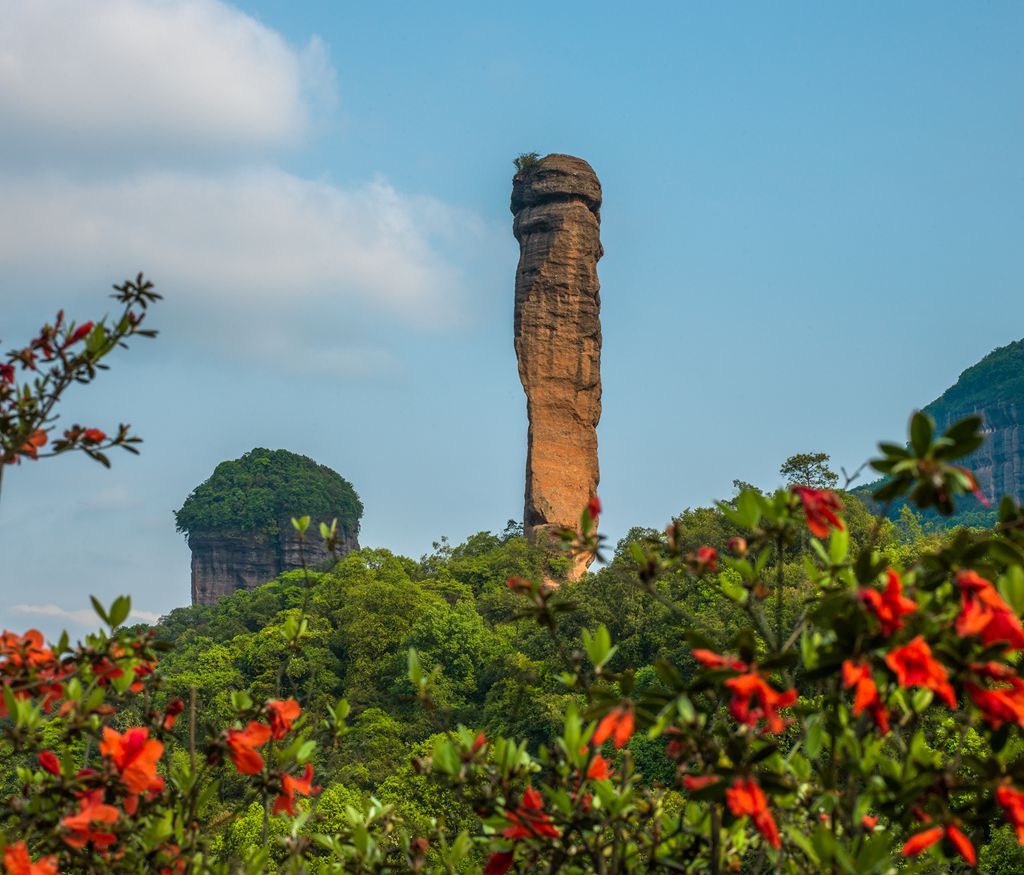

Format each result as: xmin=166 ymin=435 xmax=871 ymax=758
xmin=511 ymin=154 xmax=603 ymax=580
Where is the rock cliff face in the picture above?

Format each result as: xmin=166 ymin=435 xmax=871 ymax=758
xmin=189 ymin=525 xmax=359 ymax=606
xmin=511 ymin=154 xmax=603 ymax=579
xmin=924 ymin=338 xmax=1024 ymax=505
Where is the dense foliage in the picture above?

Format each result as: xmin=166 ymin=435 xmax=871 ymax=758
xmin=926 ymin=337 xmax=1024 ymax=426
xmin=174 ymin=449 xmax=362 ymax=539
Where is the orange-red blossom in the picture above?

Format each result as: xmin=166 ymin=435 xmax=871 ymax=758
xmin=724 ymin=672 xmax=797 ymax=734
xmin=502 ymin=786 xmax=560 ymax=840
xmin=791 ymin=486 xmax=844 ymax=538
xmin=859 ymin=569 xmax=917 ymax=635
xmin=884 ymin=636 xmax=956 ymax=709
xmin=996 ymin=784 xmax=1024 ymax=845
xmin=955 ymin=570 xmax=1024 ymax=650
xmin=3 ymin=842 xmax=59 ymax=875
xmin=100 ymin=726 xmax=164 ymax=797
xmin=272 ymin=763 xmax=320 ymax=816
xmin=841 ymin=659 xmax=890 ymax=733
xmin=902 ymin=824 xmax=975 ymax=866
xmin=266 ymin=698 xmax=301 ymax=740
xmin=593 ymin=705 xmax=634 ymax=749
xmin=726 ymin=777 xmax=780 ymax=849
xmin=60 ymin=789 xmax=120 ymax=851
xmin=226 ymin=721 xmax=273 ymax=775
xmin=964 ymin=662 xmax=1024 ymax=729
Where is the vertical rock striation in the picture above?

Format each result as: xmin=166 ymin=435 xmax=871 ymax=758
xmin=188 ymin=526 xmax=359 ymax=606
xmin=511 ymin=154 xmax=603 ymax=579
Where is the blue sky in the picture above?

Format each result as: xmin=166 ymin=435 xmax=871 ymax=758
xmin=1 ymin=0 xmax=1021 ymax=637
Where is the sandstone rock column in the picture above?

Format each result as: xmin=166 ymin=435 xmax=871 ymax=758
xmin=511 ymin=154 xmax=603 ymax=579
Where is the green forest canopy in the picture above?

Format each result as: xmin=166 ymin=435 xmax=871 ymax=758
xmin=925 ymin=336 xmax=1024 ymax=425
xmin=174 ymin=448 xmax=362 ymax=538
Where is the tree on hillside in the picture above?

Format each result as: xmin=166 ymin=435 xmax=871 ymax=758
xmin=779 ymin=451 xmax=838 ymax=489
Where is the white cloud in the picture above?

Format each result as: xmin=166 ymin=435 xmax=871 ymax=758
xmin=0 ymin=0 xmax=328 ymax=164
xmin=9 ymin=603 xmax=162 ymax=628
xmin=84 ymin=485 xmax=144 ymax=512
xmin=0 ymin=167 xmax=488 ymax=373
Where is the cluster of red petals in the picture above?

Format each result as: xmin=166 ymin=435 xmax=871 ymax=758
xmin=3 ymin=842 xmax=59 ymax=875
xmin=503 ymin=786 xmax=560 ymax=840
xmin=39 ymin=750 xmax=61 ymax=775
xmin=955 ymin=570 xmax=1024 ymax=649
xmin=272 ymin=763 xmax=320 ymax=816
xmin=586 ymin=496 xmax=601 ymax=522
xmin=841 ymin=659 xmax=890 ymax=733
xmin=682 ymin=775 xmax=720 ymax=792
xmin=791 ymin=486 xmax=844 ymax=539
xmin=964 ymin=662 xmax=1024 ymax=729
xmin=691 ymin=546 xmax=718 ymax=573
xmin=266 ymin=698 xmax=301 ymax=739
xmin=226 ymin=721 xmax=273 ymax=774
xmin=593 ymin=705 xmax=634 ymax=749
xmin=902 ymin=824 xmax=975 ymax=866
xmin=485 ymin=851 xmax=516 ymax=875
xmin=163 ymin=698 xmax=185 ymax=730
xmin=61 ymin=788 xmax=120 ymax=851
xmin=957 ymin=467 xmax=991 ymax=507
xmin=996 ymin=784 xmax=1024 ymax=844
xmin=0 ymin=629 xmax=65 ymax=716
xmin=67 ymin=322 xmax=94 ymax=345
xmin=99 ymin=726 xmax=164 ymax=809
xmin=724 ymin=672 xmax=797 ymax=734
xmin=585 ymin=753 xmax=612 ymax=780
xmin=0 ymin=362 xmax=14 ymax=384
xmin=726 ymin=777 xmax=780 ymax=849
xmin=692 ymin=649 xmax=748 ymax=672
xmin=884 ymin=636 xmax=956 ymax=709
xmin=859 ymin=569 xmax=917 ymax=635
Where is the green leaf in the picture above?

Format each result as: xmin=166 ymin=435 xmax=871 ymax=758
xmin=90 ymin=595 xmax=110 ymax=625
xmin=910 ymin=411 xmax=934 ymax=456
xmin=108 ymin=595 xmax=131 ymax=628
xmin=999 ymin=566 xmax=1024 ymax=615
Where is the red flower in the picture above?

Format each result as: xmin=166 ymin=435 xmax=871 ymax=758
xmin=586 ymin=754 xmax=612 ymax=780
xmin=861 ymin=815 xmax=878 ymax=829
xmin=3 ymin=842 xmax=59 ymax=875
xmin=724 ymin=672 xmax=797 ymax=734
xmin=996 ymin=784 xmax=1024 ymax=844
xmin=266 ymin=698 xmax=301 ymax=740
xmin=0 ymin=363 xmax=14 ymax=384
xmin=726 ymin=777 xmax=780 ymax=849
xmin=693 ymin=546 xmax=718 ymax=573
xmin=163 ymin=698 xmax=185 ymax=730
xmin=683 ymin=775 xmax=720 ymax=791
xmin=67 ymin=322 xmax=94 ymax=345
xmin=472 ymin=732 xmax=487 ymax=754
xmin=503 ymin=786 xmax=559 ymax=839
xmin=965 ymin=672 xmax=1024 ymax=729
xmin=859 ymin=568 xmax=917 ymax=635
xmin=792 ymin=486 xmax=844 ymax=538
xmin=61 ymin=789 xmax=120 ymax=850
xmin=20 ymin=429 xmax=47 ymax=460
xmin=955 ymin=570 xmax=1024 ymax=649
xmin=884 ymin=636 xmax=956 ymax=709
xmin=593 ymin=705 xmax=634 ymax=748
xmin=902 ymin=824 xmax=975 ymax=865
xmin=841 ymin=659 xmax=890 ymax=733
xmin=485 ymin=851 xmax=516 ymax=875
xmin=82 ymin=428 xmax=106 ymax=443
xmin=100 ymin=726 xmax=164 ymax=795
xmin=38 ymin=751 xmax=61 ymax=775
xmin=692 ymin=649 xmax=748 ymax=672
xmin=272 ymin=763 xmax=320 ymax=816
xmin=587 ymin=496 xmax=601 ymax=520
xmin=226 ymin=721 xmax=272 ymax=775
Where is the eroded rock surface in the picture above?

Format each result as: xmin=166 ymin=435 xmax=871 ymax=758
xmin=511 ymin=154 xmax=603 ymax=579
xmin=189 ymin=525 xmax=358 ymax=606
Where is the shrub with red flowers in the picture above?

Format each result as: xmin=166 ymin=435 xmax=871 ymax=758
xmin=0 ymin=275 xmax=160 ymax=501
xmin=8 ymin=285 xmax=1024 ymax=873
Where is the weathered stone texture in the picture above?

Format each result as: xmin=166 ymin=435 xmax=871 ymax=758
xmin=511 ymin=154 xmax=603 ymax=579
xmin=931 ymin=400 xmax=1024 ymax=503
xmin=189 ymin=525 xmax=358 ymax=606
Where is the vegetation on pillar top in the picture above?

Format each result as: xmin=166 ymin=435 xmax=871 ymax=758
xmin=174 ymin=448 xmax=362 ymax=538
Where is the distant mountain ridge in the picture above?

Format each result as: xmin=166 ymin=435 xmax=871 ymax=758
xmin=861 ymin=338 xmax=1024 ymax=528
